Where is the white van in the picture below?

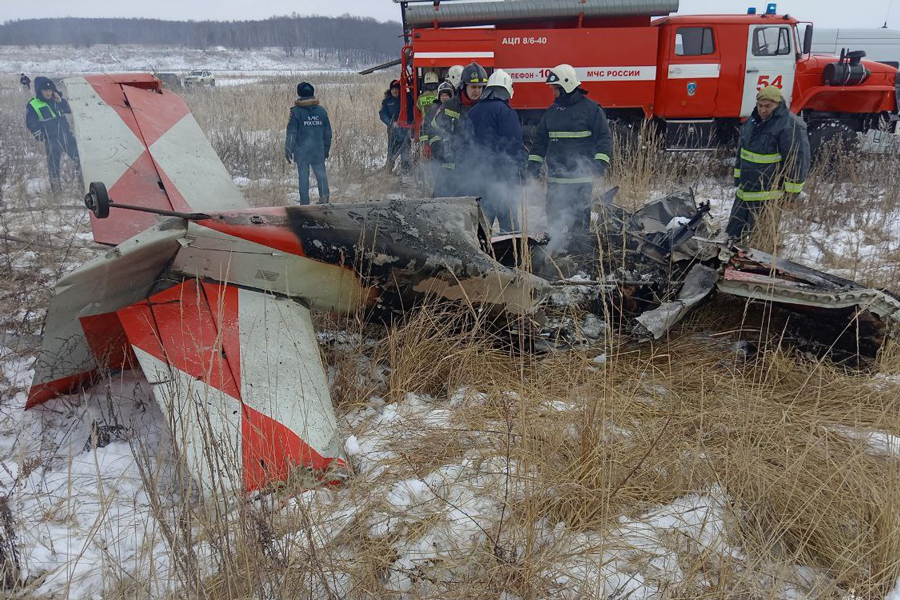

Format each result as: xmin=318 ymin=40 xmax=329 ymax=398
xmin=812 ymin=27 xmax=900 ymax=68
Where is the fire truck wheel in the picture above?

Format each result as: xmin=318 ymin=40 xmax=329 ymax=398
xmin=808 ymin=120 xmax=858 ymax=159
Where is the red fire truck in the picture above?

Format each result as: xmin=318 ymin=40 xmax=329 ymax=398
xmin=394 ymin=0 xmax=900 ymax=153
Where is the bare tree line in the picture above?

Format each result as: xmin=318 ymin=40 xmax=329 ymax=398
xmin=0 ymin=15 xmax=402 ymax=63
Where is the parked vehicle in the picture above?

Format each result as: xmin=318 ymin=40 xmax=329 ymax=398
xmin=155 ymin=72 xmax=182 ymax=89
xmin=813 ymin=27 xmax=900 ymax=69
xmin=183 ymin=70 xmax=216 ymax=87
xmin=395 ymin=1 xmax=899 ymax=153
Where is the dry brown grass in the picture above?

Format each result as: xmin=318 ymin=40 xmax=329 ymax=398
xmin=2 ymin=73 xmax=900 ymax=599
xmin=182 ymin=74 xmax=400 ymax=207
xmin=129 ymin=302 xmax=900 ymax=599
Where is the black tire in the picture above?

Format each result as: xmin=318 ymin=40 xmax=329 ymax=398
xmin=808 ymin=120 xmax=858 ymax=159
xmin=85 ymin=181 xmax=110 ymax=219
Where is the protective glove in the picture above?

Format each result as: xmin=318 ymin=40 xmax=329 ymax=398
xmin=285 ymin=150 xmax=293 ymax=164
xmin=525 ymin=160 xmax=542 ymax=180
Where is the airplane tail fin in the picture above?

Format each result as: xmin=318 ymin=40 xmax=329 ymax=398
xmin=65 ymin=74 xmax=248 ymax=245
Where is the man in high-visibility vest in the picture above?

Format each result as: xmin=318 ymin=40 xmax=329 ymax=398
xmin=25 ymin=77 xmax=81 ymax=193
xmin=728 ymin=85 xmax=810 ymax=239
xmin=527 ymin=64 xmax=612 ymax=256
xmin=417 ymin=71 xmax=440 ymax=114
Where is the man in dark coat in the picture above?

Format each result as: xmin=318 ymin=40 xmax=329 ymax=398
xmin=430 ymin=62 xmax=489 ymax=197
xmin=285 ymin=81 xmax=332 ymax=205
xmin=462 ymin=69 xmax=524 ymax=231
xmin=420 ymin=82 xmax=454 ymax=149
xmin=727 ymin=85 xmax=810 ymax=240
xmin=526 ymin=64 xmax=612 ymax=256
xmin=379 ymin=80 xmax=414 ymax=172
xmin=25 ymin=77 xmax=81 ymax=193
xmin=20 ymin=73 xmax=31 ymax=90
xmin=420 ymin=81 xmax=455 ymax=186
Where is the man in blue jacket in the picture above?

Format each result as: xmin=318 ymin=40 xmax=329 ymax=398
xmin=379 ymin=80 xmax=413 ymax=172
xmin=25 ymin=77 xmax=81 ymax=193
xmin=285 ymin=82 xmax=332 ymax=205
xmin=463 ymin=69 xmax=524 ymax=232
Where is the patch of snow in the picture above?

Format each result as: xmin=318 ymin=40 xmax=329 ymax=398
xmin=1 ymin=45 xmax=359 ymax=76
xmin=831 ymin=425 xmax=900 ymax=459
xmin=666 ymin=216 xmax=691 ymax=231
xmin=1 ymin=372 xmax=176 ymax=599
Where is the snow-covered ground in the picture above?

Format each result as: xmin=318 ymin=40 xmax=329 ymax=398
xmin=2 ymin=78 xmax=900 ymax=599
xmin=0 ymin=44 xmax=357 ymax=76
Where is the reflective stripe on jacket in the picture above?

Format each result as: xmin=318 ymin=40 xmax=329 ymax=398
xmin=25 ymin=94 xmax=73 ymax=145
xmin=528 ymin=88 xmax=612 ymax=183
xmin=29 ymin=98 xmax=58 ymax=121
xmin=430 ymin=95 xmax=472 ymax=170
xmin=734 ymin=101 xmax=810 ymax=201
xmin=420 ymin=102 xmax=443 ymax=144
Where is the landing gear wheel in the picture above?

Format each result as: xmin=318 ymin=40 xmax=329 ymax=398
xmin=84 ymin=181 xmax=110 ymax=219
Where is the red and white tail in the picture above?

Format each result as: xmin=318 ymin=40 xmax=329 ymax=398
xmin=29 ymin=76 xmax=346 ymax=493
xmin=65 ymin=74 xmax=248 ymax=245
xmin=118 ymin=280 xmax=345 ymax=492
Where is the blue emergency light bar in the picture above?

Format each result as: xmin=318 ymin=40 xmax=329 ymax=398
xmin=766 ymin=3 xmax=777 ymax=13
xmin=747 ymin=7 xmax=757 ymax=14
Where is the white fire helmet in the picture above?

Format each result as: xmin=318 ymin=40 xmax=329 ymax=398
xmin=486 ymin=69 xmax=514 ymax=98
xmin=447 ymin=65 xmax=464 ymax=88
xmin=424 ymin=71 xmax=439 ymax=85
xmin=545 ymin=64 xmax=581 ymax=94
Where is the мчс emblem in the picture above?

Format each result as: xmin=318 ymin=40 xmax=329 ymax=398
xmin=687 ymin=81 xmax=697 ymax=96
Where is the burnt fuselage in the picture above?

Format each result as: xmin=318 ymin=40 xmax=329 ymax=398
xmin=170 ymin=197 xmax=549 ymax=317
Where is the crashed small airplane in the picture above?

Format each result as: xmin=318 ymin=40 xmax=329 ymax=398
xmin=521 ymin=190 xmax=900 ymax=357
xmin=27 ymin=74 xmax=544 ymax=495
xmin=28 ymin=74 xmax=900 ymax=497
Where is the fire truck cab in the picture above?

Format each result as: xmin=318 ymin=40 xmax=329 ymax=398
xmin=398 ymin=2 xmax=899 ymax=154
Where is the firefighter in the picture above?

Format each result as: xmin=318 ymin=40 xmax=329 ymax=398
xmin=421 ymin=81 xmax=455 ymax=148
xmin=420 ymin=81 xmax=455 ymax=187
xmin=20 ymin=73 xmax=31 ymax=90
xmin=285 ymin=81 xmax=332 ymax=205
xmin=430 ymin=62 xmax=489 ymax=197
xmin=727 ymin=85 xmax=810 ymax=240
xmin=417 ymin=71 xmax=440 ymax=113
xmin=463 ymin=69 xmax=524 ymax=231
xmin=526 ymin=64 xmax=612 ymax=255
xmin=379 ymin=80 xmax=413 ymax=172
xmin=446 ymin=65 xmax=464 ymax=89
xmin=25 ymin=77 xmax=81 ymax=194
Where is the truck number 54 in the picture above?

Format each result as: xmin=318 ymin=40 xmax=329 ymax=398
xmin=756 ymin=75 xmax=784 ymax=91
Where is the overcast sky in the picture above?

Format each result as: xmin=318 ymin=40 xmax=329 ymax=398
xmin=1 ymin=0 xmax=897 ymax=29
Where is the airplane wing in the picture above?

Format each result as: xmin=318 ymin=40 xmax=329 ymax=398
xmin=26 ymin=222 xmax=186 ymax=407
xmin=65 ymin=74 xmax=248 ymax=245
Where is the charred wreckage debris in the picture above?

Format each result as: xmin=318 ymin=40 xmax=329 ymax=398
xmin=506 ymin=187 xmax=900 ymax=359
xmin=25 ymin=74 xmax=900 ymax=498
